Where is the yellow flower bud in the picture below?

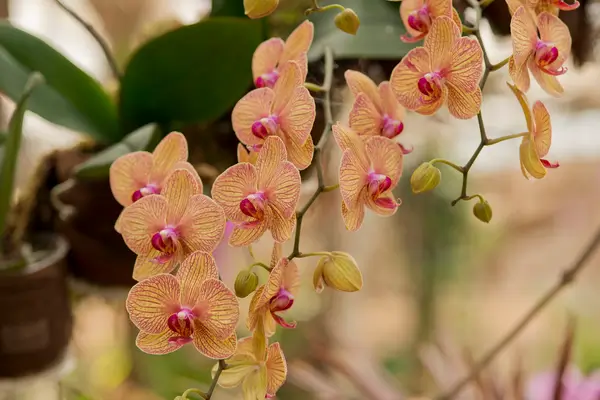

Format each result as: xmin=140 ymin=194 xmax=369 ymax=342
xmin=334 ymin=8 xmax=360 ymax=35
xmin=234 ymin=270 xmax=259 ymax=298
xmin=411 ymin=162 xmax=441 ymax=194
xmin=313 ymin=252 xmax=363 ymax=293
xmin=473 ymin=199 xmax=492 ymax=223
xmin=244 ymin=0 xmax=279 ymax=19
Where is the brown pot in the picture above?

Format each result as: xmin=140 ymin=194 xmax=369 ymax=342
xmin=0 ymin=234 xmax=72 ymax=378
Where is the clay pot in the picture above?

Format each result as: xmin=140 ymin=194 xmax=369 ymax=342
xmin=0 ymin=234 xmax=72 ymax=377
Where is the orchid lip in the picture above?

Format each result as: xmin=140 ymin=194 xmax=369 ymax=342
xmin=382 ymin=115 xmax=404 ymax=139
xmin=151 ymin=227 xmax=178 ymax=253
xmin=407 ymin=6 xmax=431 ymax=33
xmin=255 ymin=70 xmax=280 ymax=88
xmin=535 ymin=41 xmax=559 ymax=68
xmin=251 ymin=116 xmax=279 ymax=140
xmin=240 ymin=192 xmax=267 ymax=219
xmin=270 ymin=289 xmax=294 ymax=312
xmin=367 ymin=172 xmax=392 ymax=197
xmin=417 ymin=72 xmax=443 ymax=100
xmin=167 ymin=308 xmax=194 ymax=338
xmin=131 ymin=184 xmax=160 ymax=202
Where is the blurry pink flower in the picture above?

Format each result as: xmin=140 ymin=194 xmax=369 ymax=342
xmin=252 ymin=20 xmax=313 ymax=88
xmin=527 ymin=366 xmax=600 ymax=400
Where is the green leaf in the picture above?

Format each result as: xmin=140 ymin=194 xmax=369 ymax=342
xmin=0 ymin=131 xmax=5 ymax=146
xmin=0 ymin=22 xmax=119 ymax=143
xmin=211 ymin=0 xmax=246 ymax=17
xmin=308 ymin=0 xmax=417 ymax=61
xmin=0 ymin=72 xmax=44 ymax=238
xmin=74 ymin=123 xmax=162 ymax=179
xmin=120 ymin=17 xmax=263 ymax=132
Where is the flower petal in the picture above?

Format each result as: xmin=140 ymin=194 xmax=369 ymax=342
xmin=120 ymin=195 xmax=167 ymax=255
xmin=424 ymin=16 xmax=459 ymax=70
xmin=278 ymin=86 xmax=316 ymax=146
xmin=230 ymin=220 xmax=268 ymax=247
xmin=272 ymin=61 xmax=303 ymax=111
xmin=266 ymin=342 xmax=287 ymax=395
xmin=270 ymin=243 xmax=282 ymax=269
xmin=344 ymin=70 xmax=382 ymax=111
xmin=151 ymin=131 xmax=188 ymax=183
xmin=349 ymin=93 xmax=382 ymax=137
xmin=399 ymin=0 xmax=425 ymax=42
xmin=179 ymin=195 xmax=226 ymax=253
xmin=283 ymin=134 xmax=314 ymax=171
xmin=282 ymin=259 xmax=300 ymax=295
xmin=126 ymin=273 xmax=179 ymax=333
xmin=528 ymin=58 xmax=564 ymax=97
xmin=532 ymin=100 xmax=552 ymax=157
xmin=267 ymin=162 xmax=301 ymax=219
xmin=237 ymin=143 xmax=259 ymax=165
xmin=520 ymin=135 xmax=546 ymax=179
xmin=507 ymin=82 xmax=534 ymax=132
xmin=252 ymin=37 xmax=284 ymax=80
xmin=365 ymin=137 xmax=404 ymax=186
xmin=161 ymin=169 xmax=201 ymax=224
xmin=537 ymin=11 xmax=571 ymax=64
xmin=506 ymin=0 xmax=522 ymax=15
xmin=339 ymin=149 xmax=368 ymax=208
xmin=365 ymin=192 xmax=400 ymax=216
xmin=430 ymin=0 xmax=454 ymax=17
xmin=217 ymin=363 xmax=256 ymax=389
xmin=258 ymin=261 xmax=285 ymax=309
xmin=193 ymin=328 xmax=237 ymax=359
xmin=390 ymin=47 xmax=431 ymax=111
xmin=242 ymin=368 xmax=268 ymax=400
xmin=232 ymin=88 xmax=275 ymax=146
xmin=109 ymin=151 xmax=153 ymax=206
xmin=332 ymin=123 xmax=369 ymax=168
xmin=132 ymin=252 xmax=179 ymax=281
xmin=341 ymin=198 xmax=365 ymax=232
xmin=177 ymin=251 xmax=220 ymax=308
xmin=448 ymin=36 xmax=483 ymax=93
xmin=280 ymin=20 xmax=314 ymax=77
xmin=212 ymin=162 xmax=259 ymax=222
xmin=248 ymin=286 xmax=267 ymax=330
xmin=446 ymin=82 xmax=482 ymax=119
xmin=267 ymin=206 xmax=296 ymax=243
xmin=379 ymin=82 xmax=405 ymax=122
xmin=136 ymin=330 xmax=182 ymax=355
xmin=510 ymin=6 xmax=537 ymax=66
xmin=173 ymin=161 xmax=203 ymax=191
xmin=199 ymin=278 xmax=240 ymax=339
xmin=415 ymin=84 xmax=448 ymax=115
xmin=509 ymin=55 xmax=531 ymax=93
xmin=256 ymin=136 xmax=287 ymax=190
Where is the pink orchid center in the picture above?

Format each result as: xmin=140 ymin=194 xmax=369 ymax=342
xmin=255 ymin=70 xmax=280 ymax=88
xmin=167 ymin=308 xmax=194 ymax=345
xmin=240 ymin=192 xmax=267 ymax=220
xmin=535 ymin=41 xmax=567 ymax=76
xmin=554 ymin=0 xmax=579 ymax=10
xmin=407 ymin=7 xmax=432 ymax=33
xmin=367 ymin=172 xmax=392 ymax=198
xmin=270 ymin=288 xmax=294 ymax=313
xmin=151 ymin=227 xmax=178 ymax=254
xmin=381 ymin=115 xmax=404 ymax=139
xmin=417 ymin=72 xmax=444 ymax=100
xmin=541 ymin=159 xmax=560 ymax=169
xmin=251 ymin=116 xmax=279 ymax=140
xmin=131 ymin=184 xmax=160 ymax=202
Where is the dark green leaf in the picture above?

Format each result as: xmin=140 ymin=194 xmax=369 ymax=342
xmin=74 ymin=123 xmax=162 ymax=179
xmin=308 ymin=0 xmax=417 ymax=61
xmin=211 ymin=0 xmax=246 ymax=17
xmin=0 ymin=131 xmax=5 ymax=146
xmin=0 ymin=72 xmax=44 ymax=237
xmin=0 ymin=22 xmax=119 ymax=143
xmin=119 ymin=17 xmax=263 ymax=132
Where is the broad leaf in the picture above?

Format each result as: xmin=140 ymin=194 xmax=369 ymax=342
xmin=211 ymin=0 xmax=246 ymax=17
xmin=119 ymin=17 xmax=263 ymax=132
xmin=0 ymin=22 xmax=119 ymax=143
xmin=308 ymin=0 xmax=417 ymax=61
xmin=74 ymin=123 xmax=162 ymax=179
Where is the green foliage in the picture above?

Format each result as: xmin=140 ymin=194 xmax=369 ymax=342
xmin=308 ymin=0 xmax=417 ymax=61
xmin=119 ymin=17 xmax=263 ymax=133
xmin=0 ymin=72 xmax=43 ymax=241
xmin=211 ymin=0 xmax=246 ymax=17
xmin=0 ymin=22 xmax=119 ymax=143
xmin=74 ymin=123 xmax=162 ymax=179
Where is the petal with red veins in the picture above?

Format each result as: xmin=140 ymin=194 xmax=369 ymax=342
xmin=252 ymin=38 xmax=284 ymax=81
xmin=193 ymin=327 xmax=237 ymax=359
xmin=341 ymin=195 xmax=366 ymax=232
xmin=537 ymin=12 xmax=571 ymax=64
xmin=230 ymin=220 xmax=268 ymax=247
xmin=266 ymin=342 xmax=287 ymax=395
xmin=199 ymin=279 xmax=240 ymax=339
xmin=280 ymin=20 xmax=314 ymax=72
xmin=424 ymin=16 xmax=459 ymax=71
xmin=268 ymin=206 xmax=296 ymax=243
xmin=132 ymin=252 xmax=179 ymax=281
xmin=161 ymin=169 xmax=201 ymax=225
xmin=510 ymin=6 xmax=537 ymax=66
xmin=528 ymin=58 xmax=564 ymax=97
xmin=136 ymin=330 xmax=182 ymax=355
xmin=256 ymin=136 xmax=288 ymax=190
xmin=267 ymin=162 xmax=301 ymax=219
xmin=349 ymin=93 xmax=382 ymax=137
xmin=390 ymin=48 xmax=431 ymax=111
xmin=365 ymin=192 xmax=400 ymax=216
xmin=532 ymin=100 xmax=552 ymax=157
xmin=509 ymin=55 xmax=531 ymax=93
xmin=429 ymin=0 xmax=453 ymax=17
xmin=212 ymin=163 xmax=258 ymax=222
xmin=448 ymin=36 xmax=483 ymax=93
xmin=126 ymin=273 xmax=179 ymax=333
xmin=339 ymin=150 xmax=369 ymax=209
xmin=150 ymin=131 xmax=188 ymax=183
xmin=120 ymin=195 xmax=167 ymax=255
xmin=365 ymin=137 xmax=404 ymax=186
xmin=179 ymin=195 xmax=226 ymax=253
xmin=332 ymin=123 xmax=369 ymax=168
xmin=283 ymin=133 xmax=314 ymax=171
xmin=520 ymin=135 xmax=546 ymax=179
xmin=278 ymin=86 xmax=316 ymax=146
xmin=177 ymin=251 xmax=219 ymax=308
xmin=415 ymin=84 xmax=448 ymax=115
xmin=109 ymin=151 xmax=153 ymax=206
xmin=232 ymin=88 xmax=275 ymax=145
xmin=272 ymin=61 xmax=303 ymax=110
xmin=344 ymin=70 xmax=382 ymax=111
xmin=446 ymin=82 xmax=482 ymax=119
xmin=379 ymin=82 xmax=405 ymax=122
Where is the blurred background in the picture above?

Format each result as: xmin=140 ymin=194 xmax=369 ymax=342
xmin=2 ymin=0 xmax=600 ymax=399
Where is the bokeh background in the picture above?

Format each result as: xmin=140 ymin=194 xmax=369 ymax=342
xmin=2 ymin=0 xmax=600 ymax=399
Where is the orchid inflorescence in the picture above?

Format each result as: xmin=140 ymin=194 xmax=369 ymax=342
xmin=108 ymin=0 xmax=576 ymax=397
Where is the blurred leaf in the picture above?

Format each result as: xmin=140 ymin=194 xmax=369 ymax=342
xmin=120 ymin=17 xmax=263 ymax=132
xmin=0 ymin=72 xmax=43 ymax=238
xmin=308 ymin=0 xmax=417 ymax=61
xmin=74 ymin=123 xmax=161 ymax=179
xmin=0 ymin=131 xmax=5 ymax=146
xmin=0 ymin=22 xmax=120 ymax=143
xmin=211 ymin=0 xmax=246 ymax=17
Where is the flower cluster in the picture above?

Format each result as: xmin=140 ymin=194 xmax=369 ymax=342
xmin=108 ymin=0 xmax=576 ymax=396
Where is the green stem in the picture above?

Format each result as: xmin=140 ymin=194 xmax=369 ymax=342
xmin=490 ymin=56 xmax=510 ymax=72
xmin=204 ymin=360 xmax=227 ymax=399
xmin=249 ymin=261 xmax=271 ymax=272
xmin=305 ymin=82 xmax=324 ymax=92
xmin=463 ymin=194 xmax=484 ymax=203
xmin=181 ymin=388 xmax=206 ymax=400
xmin=430 ymin=158 xmax=463 ymax=173
xmin=485 ymin=132 xmax=528 ymax=145
xmin=295 ymin=251 xmax=330 ymax=258
xmin=322 ymin=183 xmax=340 ymax=192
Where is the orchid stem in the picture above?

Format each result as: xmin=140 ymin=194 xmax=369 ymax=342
xmin=490 ymin=56 xmax=510 ymax=71
xmin=205 ymin=360 xmax=227 ymax=399
xmin=486 ymin=132 xmax=528 ymax=145
xmin=288 ymin=46 xmax=335 ymax=261
xmin=430 ymin=158 xmax=463 ymax=173
xmin=295 ymin=251 xmax=330 ymax=258
xmin=249 ymin=261 xmax=271 ymax=272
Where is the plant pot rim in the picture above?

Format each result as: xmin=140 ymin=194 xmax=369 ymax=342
xmin=0 ymin=234 xmax=69 ymax=276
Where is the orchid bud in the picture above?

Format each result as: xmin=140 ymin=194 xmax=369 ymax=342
xmin=334 ymin=8 xmax=360 ymax=35
xmin=313 ymin=252 xmax=363 ymax=293
xmin=234 ymin=270 xmax=259 ymax=298
xmin=411 ymin=162 xmax=441 ymax=194
xmin=244 ymin=0 xmax=279 ymax=19
xmin=473 ymin=199 xmax=492 ymax=223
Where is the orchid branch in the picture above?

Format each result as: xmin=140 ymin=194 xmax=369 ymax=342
xmin=289 ymin=46 xmax=336 ymax=260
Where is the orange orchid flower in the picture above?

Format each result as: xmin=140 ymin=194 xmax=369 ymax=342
xmin=211 ymin=136 xmax=301 ymax=247
xmin=345 ymin=70 xmax=412 ymax=154
xmin=232 ymin=61 xmax=315 ymax=170
xmin=506 ymin=0 xmax=579 ymax=17
xmin=119 ymin=169 xmax=226 ymax=281
xmin=509 ymin=7 xmax=571 ymax=97
xmin=125 ymin=251 xmax=239 ymax=358
xmin=252 ymin=20 xmax=314 ymax=88
xmin=215 ymin=335 xmax=287 ymax=400
xmin=400 ymin=0 xmax=462 ymax=43
xmin=390 ymin=16 xmax=483 ymax=119
xmin=332 ymin=124 xmax=404 ymax=232
xmin=508 ymin=83 xmax=558 ymax=179
xmin=237 ymin=143 xmax=259 ymax=165
xmin=247 ymin=243 xmax=300 ymax=337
